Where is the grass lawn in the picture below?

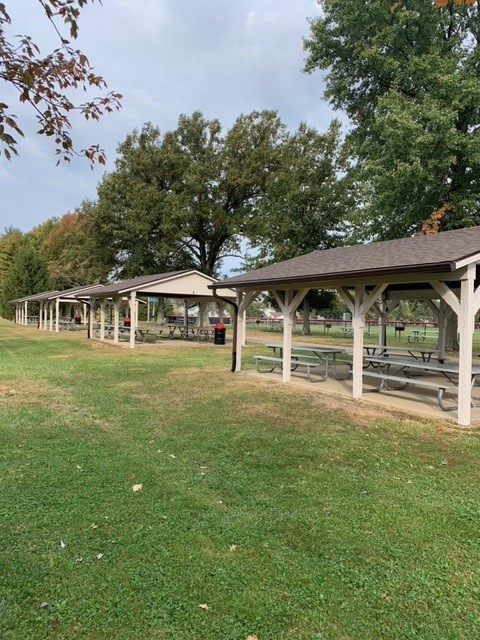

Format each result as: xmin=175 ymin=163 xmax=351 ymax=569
xmin=1 ymin=319 xmax=480 ymax=639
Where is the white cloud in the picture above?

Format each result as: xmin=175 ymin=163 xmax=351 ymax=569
xmin=1 ymin=0 xmax=339 ymax=232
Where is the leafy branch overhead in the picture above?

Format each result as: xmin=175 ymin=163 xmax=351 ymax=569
xmin=0 ymin=0 xmax=122 ymax=165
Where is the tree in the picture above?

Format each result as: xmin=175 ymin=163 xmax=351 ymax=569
xmin=40 ymin=206 xmax=109 ymax=288
xmin=0 ymin=1 xmax=122 ymax=164
xmin=304 ymin=0 xmax=480 ymax=239
xmin=90 ymin=111 xmax=287 ymax=279
xmin=0 ymin=241 xmax=50 ymax=319
xmin=246 ymin=119 xmax=353 ymax=334
xmin=0 ymin=226 xmax=24 ymax=316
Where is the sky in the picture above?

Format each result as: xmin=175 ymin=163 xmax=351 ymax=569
xmin=1 ymin=0 xmax=340 ymax=237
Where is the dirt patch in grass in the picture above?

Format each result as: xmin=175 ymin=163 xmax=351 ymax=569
xmin=0 ymin=380 xmax=66 ymax=410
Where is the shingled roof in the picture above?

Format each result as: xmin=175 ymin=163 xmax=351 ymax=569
xmin=78 ymin=270 xmax=189 ymax=297
xmin=218 ymin=226 xmax=480 ymax=288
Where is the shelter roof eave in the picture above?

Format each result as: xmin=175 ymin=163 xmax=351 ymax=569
xmin=81 ymin=269 xmax=237 ymax=301
xmin=10 ymin=290 xmax=60 ymax=304
xmin=221 ymin=262 xmax=458 ymax=292
xmin=213 ymin=226 xmax=480 ymax=292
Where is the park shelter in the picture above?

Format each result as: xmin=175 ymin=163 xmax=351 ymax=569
xmin=81 ymin=269 xmax=236 ymax=349
xmin=213 ymin=226 xmax=480 ymax=427
xmin=12 ymin=289 xmax=59 ymax=325
xmin=13 ymin=284 xmax=103 ymax=331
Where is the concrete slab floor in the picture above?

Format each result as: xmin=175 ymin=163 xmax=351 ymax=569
xmin=244 ymin=368 xmax=480 ymax=426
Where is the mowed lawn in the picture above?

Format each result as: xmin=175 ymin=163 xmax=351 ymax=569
xmin=1 ymin=321 xmax=480 ymax=640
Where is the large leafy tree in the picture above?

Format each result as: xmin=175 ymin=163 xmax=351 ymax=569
xmin=246 ymin=120 xmax=352 ymax=333
xmin=0 ymin=1 xmax=121 ymax=163
xmin=90 ymin=111 xmax=286 ymax=278
xmin=304 ymin=0 xmax=480 ymax=239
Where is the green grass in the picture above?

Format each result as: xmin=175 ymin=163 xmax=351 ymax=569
xmin=1 ymin=319 xmax=480 ymax=639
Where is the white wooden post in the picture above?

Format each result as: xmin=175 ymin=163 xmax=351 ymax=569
xmin=273 ymin=288 xmax=310 ymax=383
xmin=48 ymin=302 xmax=53 ymax=331
xmin=241 ymin=310 xmax=247 ymax=347
xmin=235 ymin=290 xmax=259 ymax=372
xmin=351 ymin=286 xmax=365 ymax=398
xmin=378 ymin=294 xmax=387 ymax=346
xmin=129 ymin=291 xmax=136 ymax=349
xmin=281 ymin=291 xmax=294 ymax=383
xmin=235 ymin=291 xmax=244 ymax=372
xmin=24 ymin=300 xmax=28 ymax=325
xmin=89 ymin=297 xmax=94 ymax=339
xmin=113 ymin=298 xmax=121 ymax=344
xmin=99 ymin=299 xmax=107 ymax=341
xmin=339 ymin=283 xmax=388 ymax=400
xmin=457 ymin=264 xmax=475 ymax=426
xmin=55 ymin=298 xmax=60 ymax=332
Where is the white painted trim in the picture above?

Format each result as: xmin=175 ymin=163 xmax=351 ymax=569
xmin=430 ymin=281 xmax=461 ymax=318
xmin=453 ymin=253 xmax=480 ymax=270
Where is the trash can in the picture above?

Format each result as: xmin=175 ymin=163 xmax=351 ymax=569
xmin=123 ymin=317 xmax=131 ymax=327
xmin=214 ymin=322 xmax=226 ymax=345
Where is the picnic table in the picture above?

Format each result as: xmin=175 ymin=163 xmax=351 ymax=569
xmin=261 ymin=343 xmax=347 ymax=382
xmin=165 ymin=324 xmax=214 ymax=340
xmin=338 ymin=326 xmax=353 ymax=337
xmin=363 ymin=354 xmax=480 ymax=411
xmin=94 ymin=324 xmax=150 ymax=341
xmin=59 ymin=319 xmax=80 ymax=331
xmin=363 ymin=344 xmax=438 ymax=363
xmin=407 ymin=329 xmax=438 ymax=344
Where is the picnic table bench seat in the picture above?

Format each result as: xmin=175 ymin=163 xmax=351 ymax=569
xmin=253 ymin=355 xmax=319 ymax=381
xmin=364 ymin=370 xmax=456 ymax=411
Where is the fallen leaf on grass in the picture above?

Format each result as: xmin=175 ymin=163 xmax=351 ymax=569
xmin=169 ymin=454 xmax=176 ymax=459
xmin=128 ymin=472 xmax=136 ymax=480
xmin=229 ymin=544 xmax=237 ymax=551
xmin=59 ymin=540 xmax=66 ymax=549
xmin=90 ymin=523 xmax=98 ymax=529
xmin=132 ymin=484 xmax=143 ymax=492
xmin=40 ymin=602 xmax=48 ymax=609
xmin=198 ymin=603 xmax=209 ymax=611
xmin=246 ymin=635 xmax=259 ymax=640
xmin=96 ymin=553 xmax=104 ymax=560
xmin=75 ymin=557 xmax=83 ymax=563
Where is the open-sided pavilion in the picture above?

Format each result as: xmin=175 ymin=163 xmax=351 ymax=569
xmin=12 ymin=289 xmax=59 ymax=325
xmin=13 ymin=284 xmax=103 ymax=331
xmin=81 ymin=269 xmax=236 ymax=348
xmin=213 ymin=226 xmax=480 ymax=427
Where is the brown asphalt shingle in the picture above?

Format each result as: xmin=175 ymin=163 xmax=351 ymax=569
xmin=219 ymin=226 xmax=480 ymax=288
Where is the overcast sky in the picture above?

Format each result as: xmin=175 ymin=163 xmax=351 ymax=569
xmin=1 ymin=0 xmax=340 ymax=236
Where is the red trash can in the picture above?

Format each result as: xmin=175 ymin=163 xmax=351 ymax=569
xmin=213 ymin=323 xmax=226 ymax=345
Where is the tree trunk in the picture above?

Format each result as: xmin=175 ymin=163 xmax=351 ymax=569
xmin=197 ymin=301 xmax=209 ymax=327
xmin=301 ymin=297 xmax=311 ymax=336
xmin=444 ymin=314 xmax=459 ymax=351
xmin=156 ymin=298 xmax=166 ymax=324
